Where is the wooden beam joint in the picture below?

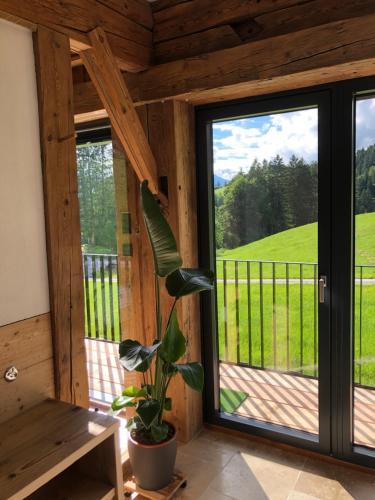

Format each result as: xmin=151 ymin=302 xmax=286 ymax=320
xmin=81 ymin=27 xmax=160 ymax=197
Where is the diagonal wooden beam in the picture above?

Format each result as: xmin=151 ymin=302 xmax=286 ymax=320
xmin=81 ymin=27 xmax=159 ymax=195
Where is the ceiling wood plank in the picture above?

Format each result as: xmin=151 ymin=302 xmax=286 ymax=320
xmin=232 ymin=0 xmax=375 ymax=43
xmin=151 ymin=0 xmax=191 ymax=13
xmin=153 ymin=0 xmax=304 ymax=42
xmin=154 ymin=25 xmax=241 ymax=64
xmin=97 ymin=0 xmax=153 ymax=29
xmin=81 ymin=27 xmax=160 ymax=195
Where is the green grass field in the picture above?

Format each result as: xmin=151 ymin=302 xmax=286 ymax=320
xmin=216 ymin=212 xmax=375 ymax=278
xmin=216 ymin=280 xmax=375 ymax=386
xmin=82 ymin=212 xmax=375 ymax=387
xmin=83 ymin=278 xmax=121 ymax=342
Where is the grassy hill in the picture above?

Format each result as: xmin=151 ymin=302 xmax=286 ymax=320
xmin=217 ymin=212 xmax=375 ymax=266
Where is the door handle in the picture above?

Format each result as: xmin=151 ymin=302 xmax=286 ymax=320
xmin=319 ymin=275 xmax=327 ymax=303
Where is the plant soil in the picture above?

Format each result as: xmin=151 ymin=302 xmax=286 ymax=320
xmin=131 ymin=422 xmax=175 ymax=446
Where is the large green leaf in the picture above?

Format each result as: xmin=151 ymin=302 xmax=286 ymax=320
xmin=159 ymin=309 xmax=186 ymax=363
xmin=122 ymin=386 xmax=147 ymax=398
xmin=164 ymin=398 xmax=172 ymax=411
xmin=119 ymin=339 xmax=160 ymax=373
xmin=141 ymin=180 xmax=182 ymax=277
xmin=176 ymin=362 xmax=204 ymax=392
xmin=151 ymin=422 xmax=169 ymax=442
xmin=166 ymin=268 xmax=214 ymax=298
xmin=111 ymin=395 xmax=136 ymax=411
xmin=137 ymin=399 xmax=161 ymax=429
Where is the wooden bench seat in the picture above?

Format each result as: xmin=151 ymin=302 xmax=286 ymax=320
xmin=0 ymin=399 xmax=123 ymax=500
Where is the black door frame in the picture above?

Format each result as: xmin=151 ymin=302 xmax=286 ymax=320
xmin=196 ymin=77 xmax=375 ymax=468
xmin=331 ymin=77 xmax=375 ymax=467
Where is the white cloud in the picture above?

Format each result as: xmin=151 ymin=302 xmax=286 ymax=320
xmin=213 ymin=109 xmax=318 ymax=180
xmin=356 ymin=98 xmax=375 ymax=150
xmin=212 ymin=98 xmax=375 ymax=181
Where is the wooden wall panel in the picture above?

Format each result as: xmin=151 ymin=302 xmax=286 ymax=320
xmin=171 ymin=101 xmax=202 ymax=441
xmin=0 ymin=314 xmax=54 ymax=424
xmin=34 ymin=26 xmax=88 ymax=407
xmin=112 ymin=132 xmax=132 ymax=341
xmin=126 ymin=107 xmax=157 ymax=348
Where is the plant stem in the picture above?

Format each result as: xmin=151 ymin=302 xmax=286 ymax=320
xmin=142 ymin=372 xmax=149 ymax=400
xmin=166 ymin=298 xmax=178 ymax=330
xmin=159 ymin=370 xmax=167 ymax=424
xmin=155 ymin=274 xmax=162 ymax=340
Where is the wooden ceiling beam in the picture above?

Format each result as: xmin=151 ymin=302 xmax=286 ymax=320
xmin=154 ymin=25 xmax=241 ymax=64
xmin=152 ymin=0 xmax=304 ymax=43
xmin=230 ymin=0 xmax=375 ymax=44
xmin=81 ymin=28 xmax=160 ymax=196
xmin=74 ymin=12 xmax=375 ymax=114
xmin=0 ymin=0 xmax=152 ymax=72
xmin=126 ymin=13 xmax=375 ymax=104
xmin=97 ymin=0 xmax=153 ymax=29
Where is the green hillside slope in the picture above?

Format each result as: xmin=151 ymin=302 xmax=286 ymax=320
xmin=217 ymin=212 xmax=375 ymax=265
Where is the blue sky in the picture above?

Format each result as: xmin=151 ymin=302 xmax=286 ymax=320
xmin=213 ymin=98 xmax=375 ymax=180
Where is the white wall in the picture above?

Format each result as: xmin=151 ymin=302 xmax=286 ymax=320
xmin=0 ymin=19 xmax=50 ymax=326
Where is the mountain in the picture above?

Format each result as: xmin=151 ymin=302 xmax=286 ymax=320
xmin=214 ymin=174 xmax=227 ymax=187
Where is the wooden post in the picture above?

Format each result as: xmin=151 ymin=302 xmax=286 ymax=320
xmin=110 ymin=102 xmax=201 ymax=441
xmin=112 ymin=131 xmax=132 ymax=341
xmin=144 ymin=101 xmax=202 ymax=442
xmin=34 ymin=26 xmax=88 ymax=407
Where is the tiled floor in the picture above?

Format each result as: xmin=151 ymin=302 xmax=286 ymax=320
xmin=175 ymin=429 xmax=375 ymax=500
xmin=86 ymin=340 xmax=375 ymax=499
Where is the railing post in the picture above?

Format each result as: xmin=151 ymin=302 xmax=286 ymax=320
xmin=259 ymin=261 xmax=264 ymax=369
xmin=82 ymin=253 xmax=121 ymax=343
xmin=247 ymin=261 xmax=252 ymax=366
xmin=223 ymin=260 xmax=228 ymax=361
xmin=272 ymin=261 xmax=277 ymax=369
xmin=235 ymin=260 xmax=240 ymax=364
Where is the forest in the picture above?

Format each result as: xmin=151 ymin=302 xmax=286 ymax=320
xmin=75 ymin=141 xmax=375 ymax=254
xmin=77 ymin=142 xmax=117 ymax=254
xmin=215 ymin=144 xmax=375 ymax=249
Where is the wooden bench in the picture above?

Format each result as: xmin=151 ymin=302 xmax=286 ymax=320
xmin=0 ymin=399 xmax=123 ymax=500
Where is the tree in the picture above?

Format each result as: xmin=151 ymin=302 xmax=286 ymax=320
xmin=77 ymin=142 xmax=117 ymax=253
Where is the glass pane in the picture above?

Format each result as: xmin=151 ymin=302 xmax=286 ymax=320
xmin=353 ymin=97 xmax=375 ymax=449
xmin=213 ymin=108 xmax=319 ymax=434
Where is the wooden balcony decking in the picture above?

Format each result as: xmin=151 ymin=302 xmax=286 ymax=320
xmin=84 ymin=339 xmax=375 ymax=449
xmin=85 ymin=338 xmax=123 ymax=404
xmin=220 ymin=362 xmax=375 ymax=449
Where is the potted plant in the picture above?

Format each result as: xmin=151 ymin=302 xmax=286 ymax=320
xmin=111 ymin=180 xmax=214 ymax=491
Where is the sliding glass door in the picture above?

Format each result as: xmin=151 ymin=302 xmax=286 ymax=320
xmin=197 ymin=80 xmax=375 ymax=467
xmin=352 ymin=94 xmax=375 ymax=452
xmin=197 ymin=92 xmax=331 ymax=453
